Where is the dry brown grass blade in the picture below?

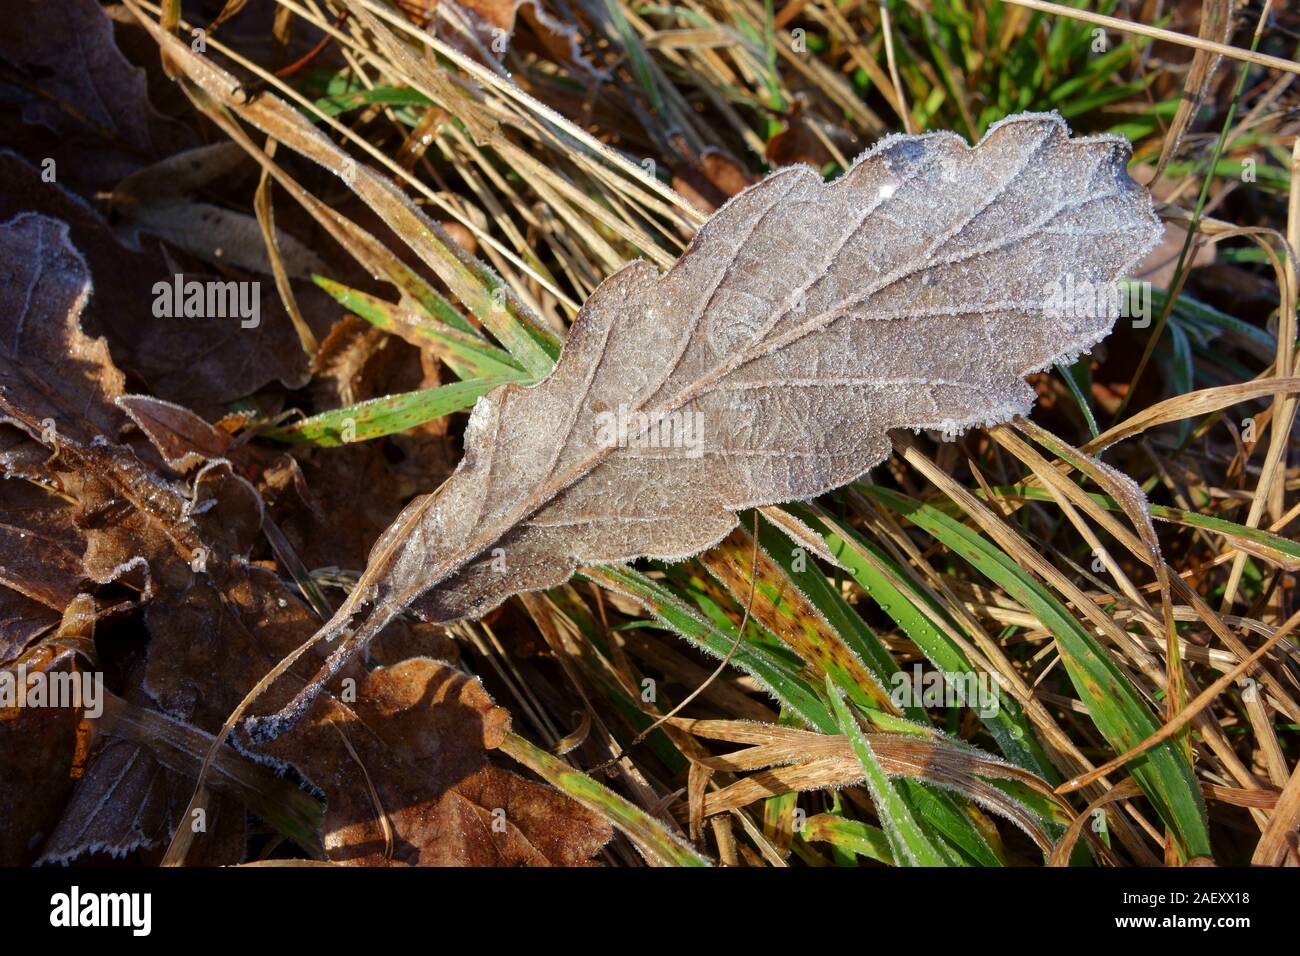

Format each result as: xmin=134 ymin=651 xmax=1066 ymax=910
xmin=552 ymin=710 xmax=591 ymax=757
xmin=688 ymin=759 xmax=712 ymax=843
xmin=331 ymin=721 xmax=394 ymax=863
xmin=1166 ymin=575 xmax=1300 ymax=725
xmin=252 ymin=138 xmax=318 ymax=358
xmin=1006 ymin=420 xmax=1184 ymax=734
xmin=701 ymin=755 xmax=860 ymax=815
xmin=689 ymin=729 xmax=1067 ymax=854
xmin=131 ymin=0 xmax=576 ymax=314
xmin=992 ymin=425 xmax=1154 ymax=621
xmin=1220 ymin=138 xmax=1299 ymax=609
xmin=1153 ymin=0 xmax=1235 ymax=181
xmin=1049 ymin=778 xmax=1139 ymax=867
xmin=898 ymin=439 xmax=1169 ymax=689
xmin=1085 ymin=378 xmax=1300 ymax=453
xmin=667 ymin=717 xmax=827 ymax=745
xmin=347 ymin=0 xmax=706 ymax=224
xmin=1001 ymin=0 xmax=1300 ymax=76
xmin=1252 ymin=759 xmax=1300 ymax=865
xmin=878 ymin=0 xmax=913 ymax=134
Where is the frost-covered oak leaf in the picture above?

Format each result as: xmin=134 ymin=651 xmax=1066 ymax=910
xmin=249 ymin=112 xmax=1162 ymax=740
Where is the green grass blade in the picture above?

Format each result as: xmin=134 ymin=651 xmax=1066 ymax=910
xmin=788 ymin=503 xmax=1055 ymax=780
xmin=499 ymin=732 xmax=708 ymax=866
xmin=264 ymin=375 xmax=525 ymax=446
xmin=1057 ymin=359 xmax=1100 ymax=439
xmin=745 ymin=513 xmax=1005 ymax=864
xmin=314 ymin=276 xmax=526 ymax=380
xmin=802 ymin=813 xmax=894 ymax=865
xmin=825 ymin=677 xmax=951 ymax=867
xmin=862 ymin=486 xmax=1212 ymax=859
xmin=582 ymin=565 xmax=837 ymax=731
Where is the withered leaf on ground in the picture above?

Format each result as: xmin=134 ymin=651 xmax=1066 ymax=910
xmin=0 ymin=479 xmax=86 ymax=616
xmin=40 ymin=735 xmax=249 ymax=866
xmin=672 ymin=149 xmax=755 ymax=215
xmin=0 ymin=213 xmax=127 ymax=443
xmin=0 ymin=212 xmax=109 ymax=661
xmin=116 ymin=395 xmax=235 ymax=473
xmin=0 ymin=152 xmax=316 ymax=411
xmin=0 ymin=214 xmax=610 ymax=865
xmin=110 ymin=140 xmax=328 ymax=281
xmin=260 ymin=445 xmax=426 ymax=574
xmin=0 ymin=587 xmax=60 ymax=664
xmin=251 ymin=113 xmax=1163 ymax=739
xmin=256 ymin=315 xmax=457 ymax=573
xmin=0 ymin=0 xmax=198 ymax=192
xmin=260 ymin=658 xmax=612 ymax=865
xmin=765 ymin=112 xmax=835 ymax=171
xmin=112 ymin=143 xmax=327 ymax=279
xmin=0 ymin=648 xmax=86 ymax=864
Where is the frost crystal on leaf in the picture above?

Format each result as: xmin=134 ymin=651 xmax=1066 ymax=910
xmin=248 ymin=111 xmax=1163 ymax=740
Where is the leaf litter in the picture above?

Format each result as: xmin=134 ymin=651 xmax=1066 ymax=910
xmin=0 ymin=206 xmax=610 ymax=865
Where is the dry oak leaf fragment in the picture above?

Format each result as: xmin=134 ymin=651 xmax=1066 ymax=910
xmin=0 ymin=648 xmax=86 ymax=865
xmin=0 ymin=0 xmax=198 ymax=191
xmin=256 ymin=112 xmax=1164 ymax=738
xmin=0 ymin=153 xmax=314 ymax=412
xmin=260 ymin=658 xmax=612 ymax=865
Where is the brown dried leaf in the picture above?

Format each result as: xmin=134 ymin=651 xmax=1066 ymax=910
xmin=260 ymin=446 xmax=426 ymax=573
xmin=0 ymin=587 xmax=59 ymax=664
xmin=0 ymin=647 xmax=85 ymax=864
xmin=0 ymin=213 xmax=126 ymax=443
xmin=672 ymin=150 xmax=755 ymax=214
xmin=310 ymin=314 xmax=428 ymax=410
xmin=765 ymin=113 xmax=834 ymax=171
xmin=255 ymin=113 xmax=1162 ymax=738
xmin=0 ymin=153 xmax=314 ymax=410
xmin=0 ymin=212 xmax=603 ymax=866
xmin=260 ymin=658 xmax=611 ymax=865
xmin=120 ymin=199 xmax=325 ymax=278
xmin=1153 ymin=0 xmax=1235 ymax=179
xmin=116 ymin=395 xmax=234 ymax=472
xmin=39 ymin=736 xmax=248 ymax=865
xmin=0 ymin=479 xmax=86 ymax=614
xmin=0 ymin=0 xmax=197 ymax=191
xmin=137 ymin=573 xmax=605 ymax=865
